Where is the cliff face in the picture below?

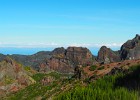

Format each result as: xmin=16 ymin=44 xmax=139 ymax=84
xmin=97 ymin=46 xmax=121 ymax=64
xmin=39 ymin=47 xmax=94 ymax=73
xmin=66 ymin=47 xmax=93 ymax=66
xmin=120 ymin=34 xmax=140 ymax=60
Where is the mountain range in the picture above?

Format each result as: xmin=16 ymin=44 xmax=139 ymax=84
xmin=0 ymin=34 xmax=140 ymax=73
xmin=1 ymin=34 xmax=140 ymax=99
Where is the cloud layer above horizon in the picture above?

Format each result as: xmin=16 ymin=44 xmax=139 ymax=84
xmin=0 ymin=42 xmax=122 ymax=49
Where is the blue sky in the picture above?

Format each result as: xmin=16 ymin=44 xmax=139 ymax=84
xmin=0 ymin=0 xmax=140 ymax=52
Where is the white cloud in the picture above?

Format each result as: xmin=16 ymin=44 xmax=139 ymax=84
xmin=0 ymin=42 xmax=60 ymax=48
xmin=94 ymin=43 xmax=123 ymax=48
xmin=0 ymin=42 xmax=123 ymax=48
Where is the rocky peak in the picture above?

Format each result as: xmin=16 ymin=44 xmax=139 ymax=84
xmin=97 ymin=46 xmax=120 ymax=64
xmin=120 ymin=34 xmax=140 ymax=60
xmin=121 ymin=34 xmax=140 ymax=50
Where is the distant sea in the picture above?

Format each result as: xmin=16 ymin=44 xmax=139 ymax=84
xmin=0 ymin=47 xmax=120 ymax=56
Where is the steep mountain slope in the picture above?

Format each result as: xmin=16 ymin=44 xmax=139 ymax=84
xmin=0 ymin=57 xmax=35 ymax=98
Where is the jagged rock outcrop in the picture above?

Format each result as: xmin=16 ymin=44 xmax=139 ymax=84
xmin=97 ymin=46 xmax=121 ymax=64
xmin=0 ymin=57 xmax=35 ymax=97
xmin=120 ymin=34 xmax=140 ymax=60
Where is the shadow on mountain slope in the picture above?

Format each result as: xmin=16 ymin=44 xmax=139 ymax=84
xmin=115 ymin=65 xmax=140 ymax=90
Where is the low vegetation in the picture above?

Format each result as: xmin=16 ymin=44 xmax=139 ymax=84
xmin=98 ymin=66 xmax=104 ymax=70
xmin=89 ymin=65 xmax=97 ymax=71
xmin=55 ymin=65 xmax=140 ymax=100
xmin=6 ymin=72 xmax=72 ymax=100
xmin=5 ymin=65 xmax=140 ymax=100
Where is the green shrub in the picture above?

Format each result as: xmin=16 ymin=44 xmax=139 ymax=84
xmin=32 ymin=73 xmax=47 ymax=81
xmin=98 ymin=66 xmax=105 ymax=70
xmin=89 ymin=65 xmax=97 ymax=71
xmin=47 ymin=72 xmax=61 ymax=79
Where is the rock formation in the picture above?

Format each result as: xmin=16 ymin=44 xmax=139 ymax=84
xmin=120 ymin=34 xmax=140 ymax=60
xmin=66 ymin=47 xmax=93 ymax=66
xmin=97 ymin=46 xmax=121 ymax=64
xmin=39 ymin=47 xmax=95 ymax=73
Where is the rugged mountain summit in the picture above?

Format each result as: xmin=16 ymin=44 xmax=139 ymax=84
xmin=39 ymin=47 xmax=94 ymax=73
xmin=97 ymin=34 xmax=140 ymax=63
xmin=120 ymin=34 xmax=140 ymax=60
xmin=97 ymin=46 xmax=120 ymax=64
xmin=66 ymin=47 xmax=93 ymax=65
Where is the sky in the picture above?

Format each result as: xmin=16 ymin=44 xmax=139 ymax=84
xmin=0 ymin=0 xmax=140 ymax=55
